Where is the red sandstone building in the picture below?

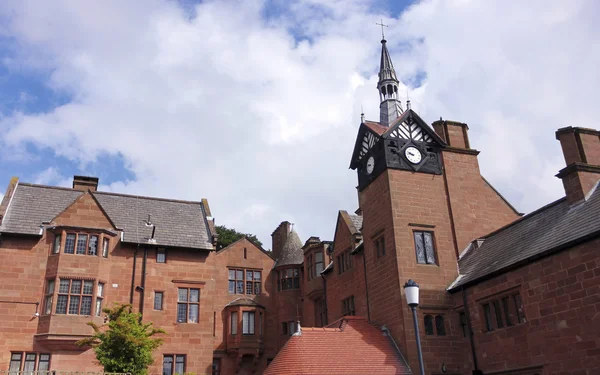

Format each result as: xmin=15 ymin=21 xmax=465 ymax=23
xmin=1 ymin=37 xmax=600 ymax=375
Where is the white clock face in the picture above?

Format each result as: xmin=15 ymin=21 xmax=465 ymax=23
xmin=366 ymin=156 xmax=375 ymax=174
xmin=404 ymin=146 xmax=422 ymax=164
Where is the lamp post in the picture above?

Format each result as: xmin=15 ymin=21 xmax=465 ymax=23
xmin=404 ymin=279 xmax=425 ymax=375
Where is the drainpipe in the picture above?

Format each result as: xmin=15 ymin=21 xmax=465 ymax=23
xmin=129 ymin=246 xmax=138 ymax=305
xmin=139 ymin=247 xmax=148 ymax=321
xmin=321 ymin=274 xmax=328 ymax=326
xmin=362 ymin=250 xmax=371 ymax=321
xmin=462 ymin=286 xmax=482 ymax=375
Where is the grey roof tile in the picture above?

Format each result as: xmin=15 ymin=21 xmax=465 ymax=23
xmin=0 ymin=184 xmax=83 ymax=235
xmin=93 ymin=191 xmax=213 ymax=250
xmin=349 ymin=214 xmax=363 ymax=234
xmin=274 ymin=230 xmax=303 ymax=268
xmin=449 ymin=186 xmax=600 ymax=290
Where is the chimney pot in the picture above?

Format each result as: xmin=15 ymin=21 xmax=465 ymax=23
xmin=72 ymin=175 xmax=99 ymax=192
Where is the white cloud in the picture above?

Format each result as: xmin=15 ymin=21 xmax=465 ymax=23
xmin=0 ymin=0 xmax=598 ymax=245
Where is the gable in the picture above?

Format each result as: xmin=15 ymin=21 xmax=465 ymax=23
xmin=349 ymin=125 xmax=382 ymax=169
xmin=52 ymin=192 xmax=116 ymax=229
xmin=384 ymin=109 xmax=445 ymax=146
xmin=216 ymin=237 xmax=274 ymax=261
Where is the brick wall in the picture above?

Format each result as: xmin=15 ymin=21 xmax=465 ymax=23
xmin=456 ymin=237 xmax=600 ymax=375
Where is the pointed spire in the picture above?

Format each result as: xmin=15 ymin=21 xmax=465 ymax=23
xmin=379 ymin=39 xmax=398 ymax=83
xmin=377 ymin=36 xmax=403 ymax=126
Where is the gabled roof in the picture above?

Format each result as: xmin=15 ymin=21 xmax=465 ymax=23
xmin=449 ymin=183 xmax=600 ymax=291
xmin=273 ymin=229 xmax=303 ymax=268
xmin=0 ymin=180 xmax=214 ymax=250
xmin=0 ymin=183 xmax=83 ymax=235
xmin=264 ymin=317 xmax=412 ymax=375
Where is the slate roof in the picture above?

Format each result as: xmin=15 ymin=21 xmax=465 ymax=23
xmin=0 ymin=184 xmax=83 ymax=235
xmin=349 ymin=214 xmax=363 ymax=234
xmin=0 ymin=181 xmax=214 ymax=250
xmin=273 ymin=230 xmax=303 ymax=268
xmin=449 ymin=184 xmax=600 ymax=291
xmin=264 ymin=317 xmax=412 ymax=375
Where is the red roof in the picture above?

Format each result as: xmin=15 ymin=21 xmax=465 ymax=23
xmin=264 ymin=317 xmax=412 ymax=375
xmin=363 ymin=120 xmax=389 ymax=136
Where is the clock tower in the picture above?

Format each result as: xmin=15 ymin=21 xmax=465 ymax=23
xmin=348 ymin=37 xmax=522 ymax=374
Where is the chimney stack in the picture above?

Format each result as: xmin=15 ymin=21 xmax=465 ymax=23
xmin=73 ymin=175 xmax=99 ymax=192
xmin=271 ymin=221 xmax=291 ymax=260
xmin=432 ymin=119 xmax=471 ymax=149
xmin=555 ymin=127 xmax=600 ymax=203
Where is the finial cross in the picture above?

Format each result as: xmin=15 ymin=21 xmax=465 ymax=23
xmin=376 ymin=19 xmax=388 ymax=39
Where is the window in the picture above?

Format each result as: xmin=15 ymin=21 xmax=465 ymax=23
xmin=64 ymin=233 xmax=76 ymax=254
xmin=242 ymin=311 xmax=255 ymax=335
xmin=459 ymin=311 xmax=469 ymax=337
xmin=55 ymin=279 xmax=94 ymax=315
xmin=315 ymin=298 xmax=326 ymax=327
xmin=102 ymin=238 xmax=109 ymax=258
xmin=44 ymin=280 xmax=55 ymax=315
xmin=88 ymin=235 xmax=98 ymax=256
xmin=96 ymin=282 xmax=104 ymax=316
xmin=163 ymin=355 xmax=185 ymax=375
xmin=342 ymin=296 xmax=355 ymax=316
xmin=337 ymin=250 xmax=352 ymax=274
xmin=414 ymin=231 xmax=436 ymax=265
xmin=482 ymin=292 xmax=526 ymax=331
xmin=154 ymin=292 xmax=164 ymax=310
xmin=282 ymin=321 xmax=296 ymax=335
xmin=157 ymin=248 xmax=166 ymax=263
xmin=9 ymin=353 xmax=22 ymax=373
xmin=244 ymin=247 xmax=247 ymax=259
xmin=52 ymin=234 xmax=61 ymax=254
xmin=278 ymin=268 xmax=300 ymax=290
xmin=315 ymin=251 xmax=324 ymax=275
xmin=76 ymin=234 xmax=88 ymax=254
xmin=8 ymin=353 xmax=51 ymax=373
xmin=228 ymin=269 xmax=262 ymax=295
xmin=374 ymin=235 xmax=385 ymax=258
xmin=177 ymin=288 xmax=199 ymax=323
xmin=212 ymin=358 xmax=221 ymax=375
xmin=424 ymin=314 xmax=445 ymax=336
xmin=231 ymin=312 xmax=238 ymax=335
xmin=308 ymin=251 xmax=324 ymax=280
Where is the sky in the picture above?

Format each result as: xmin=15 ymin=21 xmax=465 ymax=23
xmin=0 ymin=0 xmax=599 ymax=248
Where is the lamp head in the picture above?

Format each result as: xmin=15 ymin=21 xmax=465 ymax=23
xmin=403 ymin=279 xmax=419 ymax=307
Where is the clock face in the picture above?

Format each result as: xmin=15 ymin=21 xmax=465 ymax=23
xmin=404 ymin=146 xmax=422 ymax=164
xmin=366 ymin=156 xmax=375 ymax=174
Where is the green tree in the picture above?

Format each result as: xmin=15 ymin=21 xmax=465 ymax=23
xmin=77 ymin=303 xmax=165 ymax=375
xmin=216 ymin=225 xmax=263 ymax=250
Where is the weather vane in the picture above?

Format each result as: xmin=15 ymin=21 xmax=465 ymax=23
xmin=375 ymin=19 xmax=388 ymax=39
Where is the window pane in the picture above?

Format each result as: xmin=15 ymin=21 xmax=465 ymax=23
xmin=56 ymin=295 xmax=68 ymax=314
xmin=246 ymin=281 xmax=253 ymax=294
xmin=231 ymin=312 xmax=238 ymax=335
xmin=423 ymin=232 xmax=436 ymax=264
xmin=254 ymin=271 xmax=261 ymax=280
xmin=414 ymin=232 xmax=426 ymax=263
xmin=38 ymin=355 xmax=50 ymax=372
xmin=97 ymin=283 xmax=105 ymax=297
xmin=228 ymin=270 xmax=235 ymax=280
xmin=459 ymin=311 xmax=468 ymax=337
xmin=163 ymin=356 xmax=173 ymax=375
xmin=316 ymin=252 xmax=323 ymax=262
xmin=435 ymin=315 xmax=446 ymax=336
xmin=246 ymin=270 xmax=253 ymax=280
xmin=484 ymin=303 xmax=494 ymax=331
xmin=9 ymin=353 xmax=22 ymax=372
xmin=23 ymin=353 xmax=36 ymax=374
xmin=47 ymin=280 xmax=55 ymax=294
xmin=514 ymin=294 xmax=526 ymax=323
xmin=177 ymin=303 xmax=187 ymax=323
xmin=254 ymin=282 xmax=261 ymax=295
xmin=81 ymin=296 xmax=92 ymax=315
xmin=53 ymin=234 xmax=61 ymax=253
xmin=424 ymin=315 xmax=434 ymax=335
xmin=102 ymin=238 xmax=109 ymax=257
xmin=89 ymin=235 xmax=98 ymax=256
xmin=243 ymin=311 xmax=249 ymax=334
xmin=68 ymin=295 xmax=81 ymax=314
xmin=178 ymin=288 xmax=188 ymax=302
xmin=59 ymin=279 xmax=70 ymax=293
xmin=502 ymin=297 xmax=513 ymax=326
xmin=157 ymin=249 xmax=166 ymax=263
xmin=45 ymin=295 xmax=53 ymax=315
xmin=70 ymin=280 xmax=82 ymax=294
xmin=95 ymin=299 xmax=103 ymax=316
xmin=316 ymin=263 xmax=323 ymax=274
xmin=76 ymin=234 xmax=88 ymax=254
xmin=189 ymin=289 xmax=199 ymax=302
xmin=188 ymin=304 xmax=199 ymax=323
xmin=83 ymin=280 xmax=94 ymax=295
xmin=493 ymin=300 xmax=504 ymax=328
xmin=236 ymin=281 xmax=244 ymax=294
xmin=65 ymin=234 xmax=76 ymax=254
xmin=236 ymin=270 xmax=243 ymax=279
xmin=154 ymin=292 xmax=163 ymax=310
xmin=228 ymin=280 xmax=235 ymax=294
xmin=174 ymin=355 xmax=185 ymax=375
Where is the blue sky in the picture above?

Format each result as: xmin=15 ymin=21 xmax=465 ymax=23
xmin=0 ymin=0 xmax=598 ymax=246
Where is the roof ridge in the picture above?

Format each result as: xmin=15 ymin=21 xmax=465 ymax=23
xmin=479 ymin=196 xmax=567 ymax=241
xmin=18 ymin=182 xmax=80 ymax=192
xmin=92 ymin=190 xmax=204 ymax=205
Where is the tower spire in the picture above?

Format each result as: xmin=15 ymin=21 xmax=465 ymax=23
xmin=377 ymin=29 xmax=403 ymax=127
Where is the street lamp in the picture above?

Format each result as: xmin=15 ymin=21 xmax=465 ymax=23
xmin=404 ymin=279 xmax=425 ymax=375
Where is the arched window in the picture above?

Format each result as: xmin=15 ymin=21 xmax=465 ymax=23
xmin=435 ymin=315 xmax=446 ymax=336
xmin=424 ymin=315 xmax=434 ymax=335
